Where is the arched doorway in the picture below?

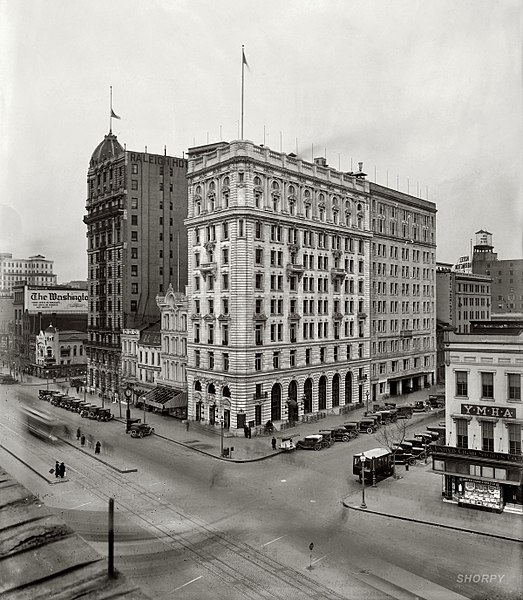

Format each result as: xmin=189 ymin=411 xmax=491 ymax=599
xmin=287 ymin=380 xmax=299 ymax=422
xmin=319 ymin=376 xmax=327 ymax=410
xmin=332 ymin=374 xmax=340 ymax=407
xmin=345 ymin=372 xmax=353 ymax=404
xmin=304 ymin=378 xmax=313 ymax=413
xmin=222 ymin=386 xmax=231 ymax=430
xmin=208 ymin=383 xmax=216 ymax=424
xmin=271 ymin=384 xmax=281 ymax=421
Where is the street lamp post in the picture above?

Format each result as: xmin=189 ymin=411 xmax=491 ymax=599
xmin=46 ymin=370 xmax=49 ymax=392
xmin=365 ymin=390 xmax=369 ymax=415
xmin=360 ymin=455 xmax=367 ymax=508
xmin=220 ymin=414 xmax=224 ymax=457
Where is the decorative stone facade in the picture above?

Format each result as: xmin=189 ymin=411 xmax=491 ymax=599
xmin=185 ymin=140 xmax=372 ymax=431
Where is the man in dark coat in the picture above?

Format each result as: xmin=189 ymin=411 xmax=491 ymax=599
xmin=54 ymin=461 xmax=60 ymax=478
xmin=76 ymin=427 xmax=81 ymax=441
xmin=271 ymin=436 xmax=277 ymax=450
xmin=95 ymin=441 xmax=101 ymax=455
xmin=59 ymin=462 xmax=65 ymax=478
xmin=80 ymin=434 xmax=86 ymax=446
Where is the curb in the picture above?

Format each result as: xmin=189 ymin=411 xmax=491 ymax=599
xmin=342 ymin=500 xmax=521 ymax=543
xmin=111 ymin=417 xmax=281 ymax=463
xmin=59 ymin=437 xmax=138 ymax=473
xmin=0 ymin=443 xmax=67 ymax=485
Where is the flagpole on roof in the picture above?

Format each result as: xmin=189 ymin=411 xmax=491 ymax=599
xmin=109 ymin=86 xmax=113 ymax=133
xmin=241 ymin=45 xmax=248 ymax=140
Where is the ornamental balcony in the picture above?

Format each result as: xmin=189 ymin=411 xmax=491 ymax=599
xmin=285 ymin=263 xmax=305 ymax=278
xmin=198 ymin=262 xmax=217 ymax=279
xmin=218 ymin=314 xmax=230 ymax=322
xmin=332 ymin=312 xmax=344 ymax=321
xmin=288 ymin=312 xmax=301 ymax=321
xmin=253 ymin=313 xmax=268 ymax=321
xmin=357 ymin=312 xmax=367 ymax=320
xmin=330 ymin=268 xmax=347 ymax=281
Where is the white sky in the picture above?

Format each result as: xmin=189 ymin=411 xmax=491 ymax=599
xmin=1 ymin=0 xmax=521 ymax=282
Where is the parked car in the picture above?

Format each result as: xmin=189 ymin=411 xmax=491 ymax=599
xmin=391 ymin=445 xmax=417 ymax=465
xmin=413 ymin=401 xmax=427 ymax=412
xmin=97 ymin=408 xmax=114 ymax=422
xmin=297 ymin=434 xmax=324 ymax=451
xmin=318 ymin=430 xmax=335 ymax=448
xmin=427 ymin=394 xmax=445 ymax=409
xmin=279 ymin=436 xmax=297 ymax=451
xmin=395 ymin=441 xmax=425 ymax=461
xmin=357 ymin=418 xmax=378 ymax=434
xmin=343 ymin=422 xmax=359 ymax=438
xmin=323 ymin=427 xmax=354 ymax=442
xmin=128 ymin=423 xmax=154 ymax=438
xmin=396 ymin=406 xmax=413 ymax=419
xmin=365 ymin=412 xmax=383 ymax=426
xmin=38 ymin=389 xmax=53 ymax=401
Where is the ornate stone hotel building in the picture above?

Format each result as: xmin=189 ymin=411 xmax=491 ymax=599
xmin=185 ymin=140 xmax=372 ymax=431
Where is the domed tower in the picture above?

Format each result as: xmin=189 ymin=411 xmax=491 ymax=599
xmin=84 ymin=131 xmax=189 ymax=400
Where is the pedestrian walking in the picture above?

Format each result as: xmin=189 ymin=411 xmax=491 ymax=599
xmin=76 ymin=427 xmax=81 ymax=441
xmin=59 ymin=462 xmax=66 ymax=478
xmin=54 ymin=461 xmax=60 ymax=478
xmin=95 ymin=441 xmax=101 ymax=455
xmin=80 ymin=434 xmax=86 ymax=446
xmin=248 ymin=426 xmax=252 ymax=439
xmin=185 ymin=419 xmax=190 ymax=432
xmin=244 ymin=425 xmax=249 ymax=438
xmin=271 ymin=436 xmax=277 ymax=450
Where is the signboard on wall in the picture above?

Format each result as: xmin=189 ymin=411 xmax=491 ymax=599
xmin=24 ymin=288 xmax=88 ymax=314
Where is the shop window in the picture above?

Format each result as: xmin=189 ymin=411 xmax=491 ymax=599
xmin=433 ymin=459 xmax=445 ymax=471
xmin=481 ymin=372 xmax=494 ymax=399
xmin=455 ymin=371 xmax=468 ymax=397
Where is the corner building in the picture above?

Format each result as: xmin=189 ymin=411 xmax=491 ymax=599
xmin=185 ymin=141 xmax=371 ymax=432
xmin=84 ymin=132 xmax=188 ymax=399
xmin=369 ymin=185 xmax=437 ymax=401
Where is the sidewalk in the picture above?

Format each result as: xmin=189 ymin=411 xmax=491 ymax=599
xmin=342 ymin=462 xmax=523 ymax=543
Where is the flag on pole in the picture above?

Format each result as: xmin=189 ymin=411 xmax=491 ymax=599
xmin=111 ymin=108 xmax=121 ymax=120
xmin=242 ymin=49 xmax=250 ymax=70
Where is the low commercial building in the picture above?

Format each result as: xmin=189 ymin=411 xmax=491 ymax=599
xmin=34 ymin=324 xmax=87 ymax=379
xmin=432 ymin=323 xmax=523 ymax=513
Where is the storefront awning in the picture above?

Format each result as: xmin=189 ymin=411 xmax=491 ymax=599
xmin=142 ymin=387 xmax=187 ymax=410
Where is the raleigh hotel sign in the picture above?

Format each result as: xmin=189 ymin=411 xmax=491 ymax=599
xmin=461 ymin=404 xmax=516 ymax=419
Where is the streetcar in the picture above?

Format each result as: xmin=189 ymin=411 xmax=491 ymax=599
xmin=22 ymin=406 xmax=63 ymax=443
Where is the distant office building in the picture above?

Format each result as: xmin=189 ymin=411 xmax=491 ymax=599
xmin=12 ymin=284 xmax=88 ymax=376
xmin=436 ymin=262 xmax=491 ymax=334
xmin=84 ymin=131 xmax=188 ymax=400
xmin=120 ymin=322 xmax=161 ymax=396
xmin=185 ymin=141 xmax=371 ymax=432
xmin=0 ymin=253 xmax=57 ymax=293
xmin=432 ymin=323 xmax=523 ymax=513
xmin=369 ymin=184 xmax=437 ymax=401
xmin=472 ymin=230 xmax=523 ymax=315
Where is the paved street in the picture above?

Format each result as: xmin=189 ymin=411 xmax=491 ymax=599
xmin=0 ymin=377 xmax=521 ymax=600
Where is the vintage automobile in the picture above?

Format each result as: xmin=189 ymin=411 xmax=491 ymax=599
xmin=38 ymin=389 xmax=53 ymax=400
xmin=427 ymin=394 xmax=445 ymax=409
xmin=357 ymin=418 xmax=378 ymax=434
xmin=318 ymin=430 xmax=335 ymax=448
xmin=343 ymin=422 xmax=359 ymax=439
xmin=50 ymin=393 xmax=66 ymax=406
xmin=373 ymin=410 xmax=395 ymax=424
xmin=128 ymin=423 xmax=155 ymax=438
xmin=353 ymin=448 xmax=394 ymax=483
xmin=391 ymin=445 xmax=417 ymax=465
xmin=323 ymin=427 xmax=354 ymax=442
xmin=396 ymin=406 xmax=413 ymax=419
xmin=297 ymin=434 xmax=324 ymax=451
xmin=365 ymin=412 xmax=383 ymax=426
xmin=395 ymin=441 xmax=425 ymax=461
xmin=80 ymin=404 xmax=98 ymax=418
xmin=426 ymin=425 xmax=446 ymax=443
xmin=97 ymin=408 xmax=114 ymax=422
xmin=279 ymin=435 xmax=297 ymax=451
